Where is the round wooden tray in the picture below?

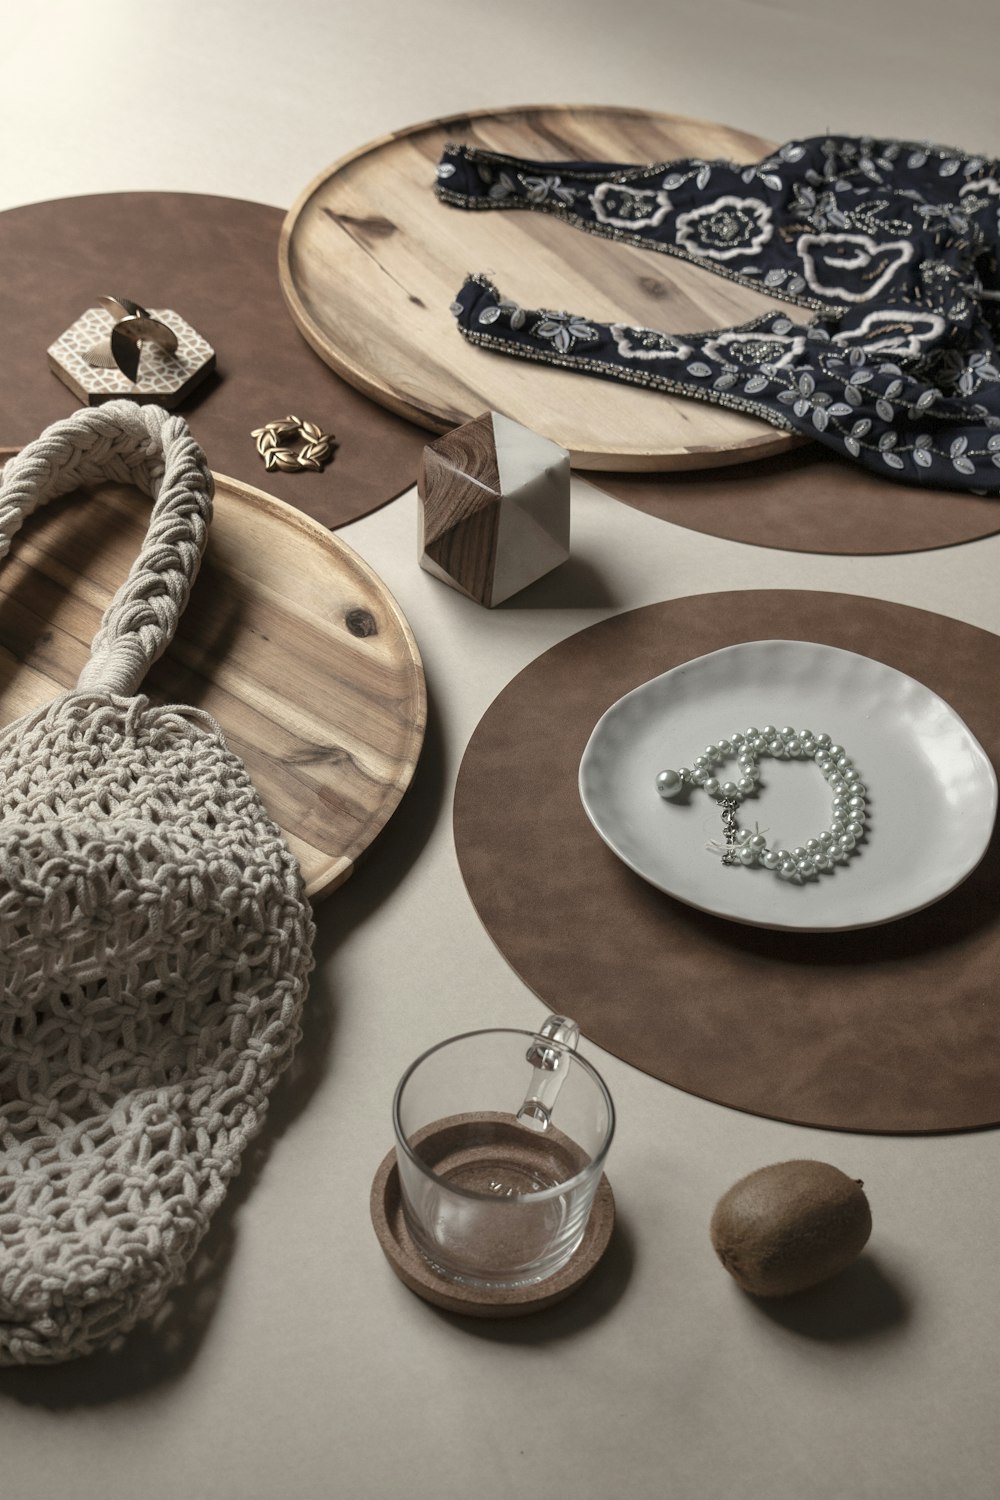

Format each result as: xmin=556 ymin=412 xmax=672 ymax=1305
xmin=0 ymin=463 xmax=426 ymax=902
xmin=280 ymin=103 xmax=797 ymax=472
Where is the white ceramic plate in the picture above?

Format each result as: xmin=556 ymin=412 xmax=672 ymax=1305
xmin=578 ymin=640 xmax=997 ymax=932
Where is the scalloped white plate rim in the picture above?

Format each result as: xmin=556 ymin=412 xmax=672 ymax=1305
xmin=578 ymin=639 xmax=998 ymax=932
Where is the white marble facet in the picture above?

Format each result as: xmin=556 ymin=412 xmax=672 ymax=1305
xmin=490 ymin=411 xmax=570 ymax=604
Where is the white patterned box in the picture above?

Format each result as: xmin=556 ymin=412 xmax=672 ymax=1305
xmin=48 ymin=306 xmax=215 ymax=407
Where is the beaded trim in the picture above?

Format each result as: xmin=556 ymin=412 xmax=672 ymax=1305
xmin=435 ymin=183 xmax=838 ymax=316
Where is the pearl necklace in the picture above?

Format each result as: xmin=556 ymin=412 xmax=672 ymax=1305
xmin=656 ymin=725 xmax=868 ymax=881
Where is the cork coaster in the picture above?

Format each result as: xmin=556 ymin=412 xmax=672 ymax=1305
xmin=589 ymin=446 xmax=1000 ymax=555
xmin=453 ymin=592 xmax=1000 ymax=1133
xmin=370 ymin=1138 xmax=615 ymax=1318
xmin=0 ymin=193 xmax=427 ymax=529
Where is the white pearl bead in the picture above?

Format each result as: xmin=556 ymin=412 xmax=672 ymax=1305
xmin=848 ymin=794 xmax=865 ymax=811
xmin=840 ymin=834 xmax=856 ymax=851
xmin=829 ymin=744 xmax=844 ymax=759
xmin=656 ymin=769 xmax=684 ymax=799
xmin=837 ymin=755 xmax=852 ymax=770
xmin=815 ymin=732 xmax=831 ymax=748
xmin=762 ymin=724 xmax=777 ymax=738
xmin=786 ymin=737 xmax=802 ymax=756
xmin=750 ymin=834 xmax=767 ymax=851
xmin=717 ymin=739 xmax=733 ymax=756
xmin=738 ymin=777 xmax=754 ymax=795
xmin=792 ymin=847 xmax=807 ymax=861
xmin=745 ymin=727 xmax=759 ymax=740
xmin=704 ymin=776 xmax=719 ymax=795
xmin=846 ymin=820 xmax=864 ymax=839
xmin=805 ymin=839 xmax=821 ymax=854
xmin=762 ymin=849 xmax=781 ymax=869
xmin=819 ymin=830 xmax=835 ymax=846
xmin=781 ymin=726 xmax=797 ymax=741
xmin=798 ymin=858 xmax=817 ymax=878
xmin=693 ymin=755 xmax=709 ymax=770
xmin=739 ymin=846 xmax=757 ymax=866
xmin=705 ymin=745 xmax=721 ymax=762
xmin=721 ymin=781 xmax=738 ymax=798
xmin=844 ymin=768 xmax=860 ymax=783
xmin=768 ymin=738 xmax=784 ymax=756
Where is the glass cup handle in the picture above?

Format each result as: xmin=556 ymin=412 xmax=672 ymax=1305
xmin=516 ymin=1014 xmax=581 ymax=1133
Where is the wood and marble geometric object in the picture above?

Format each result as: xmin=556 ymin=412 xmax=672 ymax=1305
xmin=418 ymin=411 xmax=570 ymax=607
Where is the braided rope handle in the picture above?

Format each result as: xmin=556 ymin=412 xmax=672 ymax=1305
xmin=0 ymin=401 xmax=213 ymax=697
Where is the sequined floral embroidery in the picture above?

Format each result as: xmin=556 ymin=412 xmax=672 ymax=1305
xmin=675 ymin=196 xmax=773 ymax=261
xmin=590 ymin=183 xmax=672 ymax=230
xmin=832 ymin=310 xmax=947 ymax=358
xmin=703 ymin=330 xmax=807 ymax=369
xmin=610 ymin=325 xmax=692 ymax=361
xmin=796 ymin=232 xmax=914 ymax=303
xmin=531 ymin=310 xmax=599 ymax=353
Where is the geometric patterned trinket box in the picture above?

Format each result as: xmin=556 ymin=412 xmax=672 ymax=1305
xmin=48 ymin=306 xmax=215 ymax=408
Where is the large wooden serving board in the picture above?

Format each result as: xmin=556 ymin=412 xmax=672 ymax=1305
xmin=0 ymin=463 xmax=426 ymax=902
xmin=280 ymin=103 xmax=798 ymax=471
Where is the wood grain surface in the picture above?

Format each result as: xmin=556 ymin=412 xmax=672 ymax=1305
xmin=0 ymin=459 xmax=426 ymax=902
xmin=280 ymin=103 xmax=799 ymax=471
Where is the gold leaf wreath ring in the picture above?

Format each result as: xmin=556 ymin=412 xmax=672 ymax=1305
xmin=251 ymin=415 xmax=338 ymax=473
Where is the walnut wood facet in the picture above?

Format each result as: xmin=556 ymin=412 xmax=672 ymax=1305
xmin=280 ymin=103 xmax=796 ymax=470
xmin=0 ymin=459 xmax=426 ymax=902
xmin=418 ymin=411 xmax=570 ymax=606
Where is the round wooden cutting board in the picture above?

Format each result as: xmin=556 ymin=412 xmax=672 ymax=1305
xmin=0 ymin=463 xmax=426 ymax=902
xmin=280 ymin=104 xmax=799 ymax=471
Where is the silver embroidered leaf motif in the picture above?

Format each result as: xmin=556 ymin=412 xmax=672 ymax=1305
xmin=521 ymin=174 xmax=576 ymax=206
xmin=531 ymin=311 xmax=599 ymax=354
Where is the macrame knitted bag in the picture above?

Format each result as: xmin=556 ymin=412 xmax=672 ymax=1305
xmin=0 ymin=401 xmax=315 ymax=1364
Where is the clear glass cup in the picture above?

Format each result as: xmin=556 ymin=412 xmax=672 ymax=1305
xmin=393 ymin=1015 xmax=614 ymax=1289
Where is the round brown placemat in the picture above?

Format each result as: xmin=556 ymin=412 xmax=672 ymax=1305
xmin=454 ymin=592 xmax=1000 ymax=1133
xmin=0 ymin=194 xmax=427 ymax=529
xmin=590 ymin=447 xmax=1000 ymax=554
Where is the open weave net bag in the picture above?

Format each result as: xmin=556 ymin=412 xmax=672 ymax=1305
xmin=0 ymin=402 xmax=314 ymax=1364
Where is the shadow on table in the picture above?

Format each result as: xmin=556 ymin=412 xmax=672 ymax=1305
xmin=748 ymin=1253 xmax=911 ymax=1342
xmin=496 ymin=554 xmax=621 ymax=611
xmin=434 ymin=1211 xmax=636 ymax=1345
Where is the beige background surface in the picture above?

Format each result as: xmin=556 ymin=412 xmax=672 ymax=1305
xmin=1 ymin=3 xmax=998 ymax=1498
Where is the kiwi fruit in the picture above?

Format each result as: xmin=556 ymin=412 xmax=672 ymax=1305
xmin=710 ymin=1159 xmax=872 ymax=1297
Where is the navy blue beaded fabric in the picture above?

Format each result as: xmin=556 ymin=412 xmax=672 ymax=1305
xmin=436 ymin=136 xmax=1000 ymax=492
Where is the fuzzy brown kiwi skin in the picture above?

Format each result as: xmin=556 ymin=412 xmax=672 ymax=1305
xmin=710 ymin=1160 xmax=872 ymax=1298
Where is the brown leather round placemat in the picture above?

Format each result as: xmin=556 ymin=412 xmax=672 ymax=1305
xmin=454 ymin=592 xmax=1000 ymax=1133
xmin=0 ymin=194 xmax=427 ymax=529
xmin=590 ymin=447 xmax=1000 ymax=554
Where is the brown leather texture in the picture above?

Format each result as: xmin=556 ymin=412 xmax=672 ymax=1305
xmin=453 ymin=592 xmax=1000 ymax=1133
xmin=591 ymin=446 xmax=1000 ymax=555
xmin=0 ymin=194 xmax=427 ymax=529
